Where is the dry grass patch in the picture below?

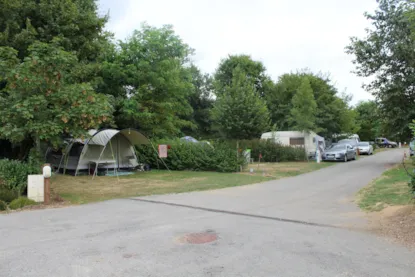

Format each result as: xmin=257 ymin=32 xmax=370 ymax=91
xmin=51 ymin=162 xmax=334 ymax=205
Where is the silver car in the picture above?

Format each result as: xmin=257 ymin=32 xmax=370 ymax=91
xmin=357 ymin=141 xmax=373 ymax=155
xmin=322 ymin=144 xmax=356 ymax=162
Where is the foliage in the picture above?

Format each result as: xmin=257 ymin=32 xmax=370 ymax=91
xmin=183 ymin=65 xmax=215 ymax=138
xmin=289 ymin=77 xmax=317 ymax=132
xmin=212 ymin=66 xmax=270 ymax=139
xmin=346 ymin=0 xmax=415 ymax=140
xmin=408 ymin=120 xmax=415 ymax=194
xmin=136 ymin=140 xmax=246 ymax=172
xmin=0 ymin=200 xmax=7 ymax=211
xmin=214 ymin=54 xmax=273 ymax=97
xmin=99 ymin=24 xmax=194 ymax=138
xmin=8 ymin=197 xmax=37 ymax=210
xmin=0 ymin=186 xmax=18 ymax=203
xmin=0 ymin=41 xmax=113 ymax=149
xmin=0 ymin=159 xmax=32 ymax=194
xmin=227 ymin=139 xmax=307 ymax=162
xmin=354 ymin=101 xmax=381 ymax=141
xmin=0 ymin=0 xmax=108 ymax=61
xmin=267 ymin=72 xmax=358 ymax=137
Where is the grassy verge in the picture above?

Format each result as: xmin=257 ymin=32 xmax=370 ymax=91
xmin=357 ymin=162 xmax=414 ymax=211
xmin=52 ymin=162 xmax=332 ymax=204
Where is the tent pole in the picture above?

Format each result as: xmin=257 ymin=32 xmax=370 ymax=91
xmin=93 ymin=145 xmax=107 ymax=180
xmin=108 ymin=138 xmax=119 ymax=182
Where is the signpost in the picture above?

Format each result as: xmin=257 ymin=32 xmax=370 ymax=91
xmin=158 ymin=144 xmax=168 ymax=158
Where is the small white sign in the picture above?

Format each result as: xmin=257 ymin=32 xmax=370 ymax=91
xmin=28 ymin=175 xmax=44 ymax=203
xmin=158 ymin=144 xmax=168 ymax=158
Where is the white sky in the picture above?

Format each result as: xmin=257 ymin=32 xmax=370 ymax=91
xmin=98 ymin=0 xmax=378 ymax=104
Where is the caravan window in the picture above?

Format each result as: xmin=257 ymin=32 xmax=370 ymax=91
xmin=290 ymin=137 xmax=305 ymax=146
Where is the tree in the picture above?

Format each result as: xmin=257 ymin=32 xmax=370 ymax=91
xmin=354 ymin=101 xmax=381 ymax=141
xmin=100 ymin=24 xmax=195 ymax=138
xmin=212 ymin=66 xmax=270 ymax=139
xmin=0 ymin=0 xmax=108 ymax=61
xmin=183 ymin=65 xmax=215 ymax=138
xmin=289 ymin=78 xmax=317 ymax=132
xmin=214 ymin=54 xmax=272 ymax=97
xmin=346 ymin=0 xmax=415 ymax=140
xmin=0 ymin=41 xmax=112 ymax=151
xmin=267 ymin=71 xmax=358 ymax=137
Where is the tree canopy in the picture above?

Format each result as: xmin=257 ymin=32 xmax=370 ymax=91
xmin=347 ymin=0 xmax=415 ymax=140
xmin=0 ymin=0 xmax=391 ymax=161
xmin=266 ymin=72 xmax=358 ymax=137
xmin=0 ymin=41 xmax=112 ymax=149
xmin=99 ymin=24 xmax=195 ymax=138
xmin=212 ymin=66 xmax=270 ymax=139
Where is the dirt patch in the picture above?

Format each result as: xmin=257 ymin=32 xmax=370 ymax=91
xmin=366 ymin=205 xmax=415 ymax=248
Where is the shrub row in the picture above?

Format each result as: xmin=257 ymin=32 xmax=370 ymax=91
xmin=136 ymin=139 xmax=307 ymax=172
xmin=136 ymin=140 xmax=246 ymax=172
xmin=221 ymin=139 xmax=307 ymax=163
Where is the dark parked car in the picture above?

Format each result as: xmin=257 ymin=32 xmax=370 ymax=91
xmin=322 ymin=144 xmax=356 ymax=162
xmin=375 ymin=137 xmax=397 ymax=148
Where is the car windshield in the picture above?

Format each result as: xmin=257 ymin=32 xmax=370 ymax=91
xmin=358 ymin=142 xmax=369 ymax=146
xmin=328 ymin=144 xmax=346 ymax=150
xmin=338 ymin=139 xmax=354 ymax=145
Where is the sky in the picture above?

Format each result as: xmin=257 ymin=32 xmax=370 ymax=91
xmin=97 ymin=0 xmax=378 ymax=104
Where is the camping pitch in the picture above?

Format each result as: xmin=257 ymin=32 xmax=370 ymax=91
xmin=46 ymin=129 xmax=150 ymax=176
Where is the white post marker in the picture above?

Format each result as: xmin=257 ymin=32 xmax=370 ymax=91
xmin=399 ymin=142 xmax=402 ymax=148
xmin=42 ymin=164 xmax=52 ymax=204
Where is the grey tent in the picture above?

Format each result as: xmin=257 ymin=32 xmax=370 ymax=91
xmin=46 ymin=129 xmax=150 ymax=176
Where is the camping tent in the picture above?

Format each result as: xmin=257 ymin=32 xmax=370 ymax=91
xmin=46 ymin=129 xmax=150 ymax=176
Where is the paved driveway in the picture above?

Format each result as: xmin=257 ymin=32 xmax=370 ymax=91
xmin=1 ymin=149 xmax=414 ymax=277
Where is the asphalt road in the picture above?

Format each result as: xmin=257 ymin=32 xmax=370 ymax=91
xmin=1 ymin=149 xmax=414 ymax=277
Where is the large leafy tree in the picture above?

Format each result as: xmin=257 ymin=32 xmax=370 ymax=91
xmin=267 ymin=72 xmax=358 ymax=137
xmin=183 ymin=65 xmax=215 ymax=138
xmin=214 ymin=54 xmax=273 ymax=97
xmin=0 ymin=0 xmax=108 ymax=61
xmin=0 ymin=41 xmax=112 ymax=151
xmin=354 ymin=100 xmax=381 ymax=141
xmin=212 ymin=66 xmax=270 ymax=139
xmin=346 ymin=0 xmax=415 ymax=140
xmin=100 ymin=24 xmax=194 ymax=138
xmin=289 ymin=78 xmax=317 ymax=132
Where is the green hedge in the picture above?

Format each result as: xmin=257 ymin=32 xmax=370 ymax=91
xmin=136 ymin=139 xmax=306 ymax=172
xmin=136 ymin=140 xmax=246 ymax=172
xmin=0 ymin=187 xmax=18 ymax=203
xmin=0 ymin=200 xmax=7 ymax=211
xmin=221 ymin=139 xmax=307 ymax=162
xmin=0 ymin=158 xmax=41 ymax=196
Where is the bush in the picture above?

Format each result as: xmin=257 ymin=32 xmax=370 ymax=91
xmin=136 ymin=140 xmax=246 ymax=172
xmin=0 ymin=157 xmax=40 ymax=195
xmin=223 ymin=139 xmax=307 ymax=162
xmin=0 ymin=187 xmax=18 ymax=203
xmin=0 ymin=200 xmax=7 ymax=211
xmin=8 ymin=197 xmax=37 ymax=210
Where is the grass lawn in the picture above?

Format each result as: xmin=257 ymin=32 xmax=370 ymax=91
xmin=357 ymin=161 xmax=415 ymax=211
xmin=52 ymin=161 xmax=332 ymax=204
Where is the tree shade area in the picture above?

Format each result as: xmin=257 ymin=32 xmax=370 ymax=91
xmin=0 ymin=0 xmax=413 ymax=162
